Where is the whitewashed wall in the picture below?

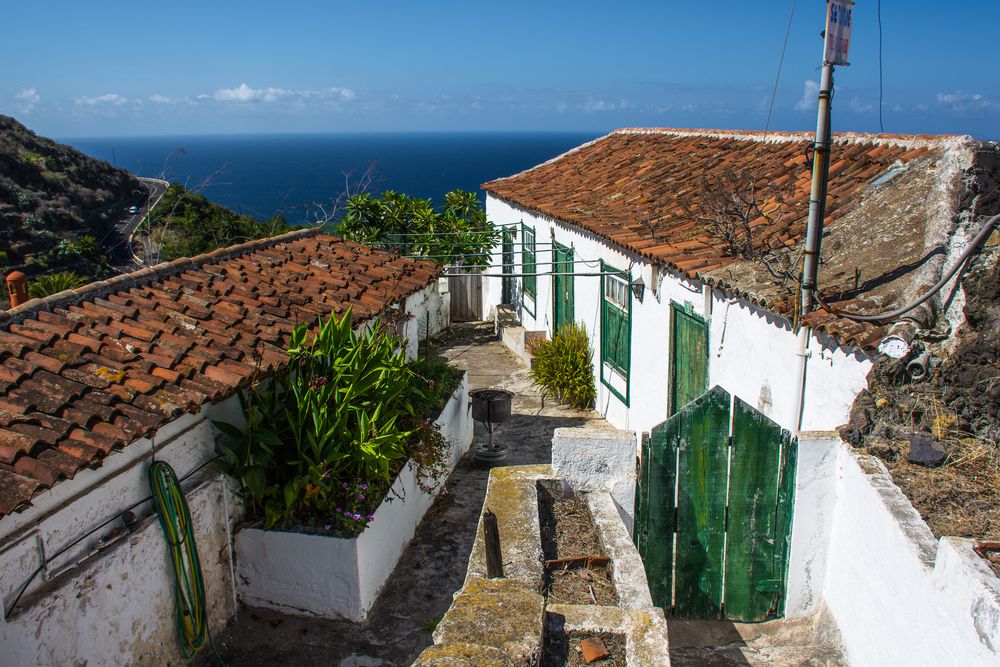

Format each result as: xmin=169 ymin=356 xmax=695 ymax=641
xmin=823 ymin=445 xmax=1000 ymax=666
xmin=402 ymin=281 xmax=448 ymax=360
xmin=484 ymin=196 xmax=873 ymax=438
xmin=0 ymin=398 xmax=243 ymax=667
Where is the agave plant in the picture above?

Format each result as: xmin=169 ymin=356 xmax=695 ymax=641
xmin=28 ymin=271 xmax=87 ymax=298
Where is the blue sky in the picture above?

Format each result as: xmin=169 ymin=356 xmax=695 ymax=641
xmin=3 ymin=1 xmax=998 ymax=138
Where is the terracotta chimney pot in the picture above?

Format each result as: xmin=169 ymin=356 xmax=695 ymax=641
xmin=6 ymin=271 xmax=29 ymax=308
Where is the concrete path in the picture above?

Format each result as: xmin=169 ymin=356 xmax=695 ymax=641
xmin=201 ymin=322 xmax=608 ymax=666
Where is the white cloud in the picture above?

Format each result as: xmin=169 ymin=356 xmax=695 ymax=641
xmin=14 ymin=87 xmax=40 ymax=113
xmin=795 ymin=80 xmax=819 ymax=111
xmin=75 ymin=93 xmax=128 ymax=107
xmin=580 ymin=97 xmax=629 ymax=112
xmin=848 ymin=96 xmax=874 ymax=114
xmin=556 ymin=101 xmax=568 ymax=113
xmin=148 ymin=94 xmax=174 ymax=104
xmin=935 ymin=90 xmax=998 ymax=113
xmin=213 ymin=83 xmax=355 ymax=104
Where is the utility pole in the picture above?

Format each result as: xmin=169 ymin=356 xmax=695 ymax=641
xmin=800 ymin=0 xmax=854 ymax=317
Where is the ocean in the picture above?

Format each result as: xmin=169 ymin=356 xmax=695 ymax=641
xmin=64 ymin=132 xmax=600 ymax=225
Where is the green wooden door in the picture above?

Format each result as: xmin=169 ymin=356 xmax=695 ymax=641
xmin=724 ymin=398 xmax=797 ymax=621
xmin=673 ymin=386 xmax=731 ymax=618
xmin=669 ymin=305 xmax=709 ymax=415
xmin=635 ymin=387 xmax=797 ymax=622
xmin=553 ymin=243 xmax=574 ymax=331
xmin=501 ymin=228 xmax=514 ymax=304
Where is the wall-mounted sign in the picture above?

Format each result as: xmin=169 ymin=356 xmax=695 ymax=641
xmin=824 ymin=0 xmax=854 ymax=65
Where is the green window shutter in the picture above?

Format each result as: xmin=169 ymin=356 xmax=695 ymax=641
xmin=522 ymin=224 xmax=536 ymax=298
xmin=601 ymin=263 xmax=630 ymax=379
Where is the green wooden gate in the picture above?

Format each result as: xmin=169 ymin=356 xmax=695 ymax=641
xmin=635 ymin=386 xmax=797 ymax=622
xmin=553 ymin=242 xmax=574 ymax=331
xmin=501 ymin=228 xmax=515 ymax=305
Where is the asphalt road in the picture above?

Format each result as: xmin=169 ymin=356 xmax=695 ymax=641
xmin=106 ymin=176 xmax=168 ymax=271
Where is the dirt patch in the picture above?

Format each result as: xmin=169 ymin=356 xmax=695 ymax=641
xmin=541 ymin=625 xmax=626 ymax=667
xmin=537 ymin=480 xmax=618 ymax=606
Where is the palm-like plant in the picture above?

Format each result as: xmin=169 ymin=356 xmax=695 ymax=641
xmin=28 ymin=271 xmax=87 ymax=298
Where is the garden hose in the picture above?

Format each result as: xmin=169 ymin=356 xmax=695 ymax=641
xmin=148 ymin=460 xmax=210 ymax=660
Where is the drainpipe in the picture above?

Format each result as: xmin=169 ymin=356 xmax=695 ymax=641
xmin=799 ymin=62 xmax=835 ymax=317
xmin=793 ymin=326 xmax=812 ymax=433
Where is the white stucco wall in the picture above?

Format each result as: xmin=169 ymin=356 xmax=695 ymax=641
xmin=823 ymin=445 xmax=1000 ymax=666
xmin=485 ymin=196 xmax=873 ymax=439
xmin=0 ymin=398 xmax=242 ymax=666
xmin=402 ymin=281 xmax=449 ymax=360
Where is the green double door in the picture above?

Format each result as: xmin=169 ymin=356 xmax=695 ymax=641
xmin=501 ymin=228 xmax=515 ymax=304
xmin=635 ymin=387 xmax=798 ymax=621
xmin=552 ymin=242 xmax=574 ymax=331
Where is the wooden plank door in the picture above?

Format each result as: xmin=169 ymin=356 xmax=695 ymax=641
xmin=669 ymin=305 xmax=709 ymax=416
xmin=635 ymin=387 xmax=797 ymax=622
xmin=724 ymin=397 xmax=797 ymax=621
xmin=673 ymin=386 xmax=731 ymax=618
xmin=552 ymin=243 xmax=574 ymax=331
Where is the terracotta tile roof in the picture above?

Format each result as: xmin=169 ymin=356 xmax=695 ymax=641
xmin=483 ymin=128 xmax=972 ymax=349
xmin=0 ymin=229 xmax=441 ymax=517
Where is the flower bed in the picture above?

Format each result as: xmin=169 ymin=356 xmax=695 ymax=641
xmin=234 ymin=371 xmax=472 ymax=621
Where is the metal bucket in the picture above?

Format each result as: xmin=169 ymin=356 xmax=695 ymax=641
xmin=469 ymin=388 xmax=514 ymax=428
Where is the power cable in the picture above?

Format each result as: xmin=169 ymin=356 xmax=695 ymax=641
xmin=3 ymin=455 xmax=222 ymax=622
xmin=815 ymin=214 xmax=999 ymax=322
xmin=877 ymin=0 xmax=885 ymax=133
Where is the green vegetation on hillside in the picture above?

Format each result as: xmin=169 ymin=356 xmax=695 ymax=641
xmin=0 ymin=114 xmax=139 ymax=295
xmin=144 ymin=184 xmax=291 ymax=261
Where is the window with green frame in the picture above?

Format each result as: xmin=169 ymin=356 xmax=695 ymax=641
xmin=601 ymin=263 xmax=631 ymax=384
xmin=521 ymin=223 xmax=536 ymax=307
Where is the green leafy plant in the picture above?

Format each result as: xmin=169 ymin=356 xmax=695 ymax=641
xmin=215 ymin=308 xmax=456 ymax=533
xmin=529 ymin=322 xmax=596 ymax=409
xmin=28 ymin=271 xmax=87 ymax=298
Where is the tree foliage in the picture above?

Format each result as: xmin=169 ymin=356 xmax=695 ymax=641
xmin=145 ymin=184 xmax=291 ymax=260
xmin=337 ymin=189 xmax=498 ymax=267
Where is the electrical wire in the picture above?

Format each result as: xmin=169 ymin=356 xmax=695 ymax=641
xmin=815 ymin=214 xmax=1000 ymax=322
xmin=3 ymin=455 xmax=221 ymax=622
xmin=765 ymin=0 xmax=798 ymax=137
xmin=148 ymin=460 xmax=216 ymax=661
xmin=877 ymin=0 xmax=885 ymax=133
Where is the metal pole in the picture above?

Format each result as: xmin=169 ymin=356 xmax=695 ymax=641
xmin=800 ymin=62 xmax=834 ymax=316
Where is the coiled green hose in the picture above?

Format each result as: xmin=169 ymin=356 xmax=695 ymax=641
xmin=148 ymin=460 xmax=209 ymax=659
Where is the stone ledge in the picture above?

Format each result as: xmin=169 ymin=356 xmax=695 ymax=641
xmin=427 ymin=576 xmax=544 ymax=665
xmin=546 ymin=603 xmax=670 ymax=667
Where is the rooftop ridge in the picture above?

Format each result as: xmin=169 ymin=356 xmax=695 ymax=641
xmin=611 ymin=126 xmax=974 ymax=150
xmin=0 ymin=226 xmax=323 ymax=328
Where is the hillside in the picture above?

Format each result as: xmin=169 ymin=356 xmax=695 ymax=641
xmin=0 ymin=116 xmax=293 ymax=309
xmin=0 ymin=114 xmax=142 ymax=290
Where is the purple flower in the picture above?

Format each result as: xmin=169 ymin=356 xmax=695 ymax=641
xmin=324 ymin=524 xmax=332 ymax=531
xmin=353 ymin=513 xmax=361 ymax=520
xmin=342 ymin=482 xmax=349 ymax=490
xmin=361 ymin=484 xmax=368 ymax=491
xmin=357 ymin=494 xmax=365 ymax=500
xmin=366 ymin=514 xmax=375 ymax=522
xmin=336 ymin=507 xmax=342 ymax=513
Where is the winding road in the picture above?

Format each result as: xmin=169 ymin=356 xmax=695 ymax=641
xmin=107 ymin=176 xmax=169 ymax=271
